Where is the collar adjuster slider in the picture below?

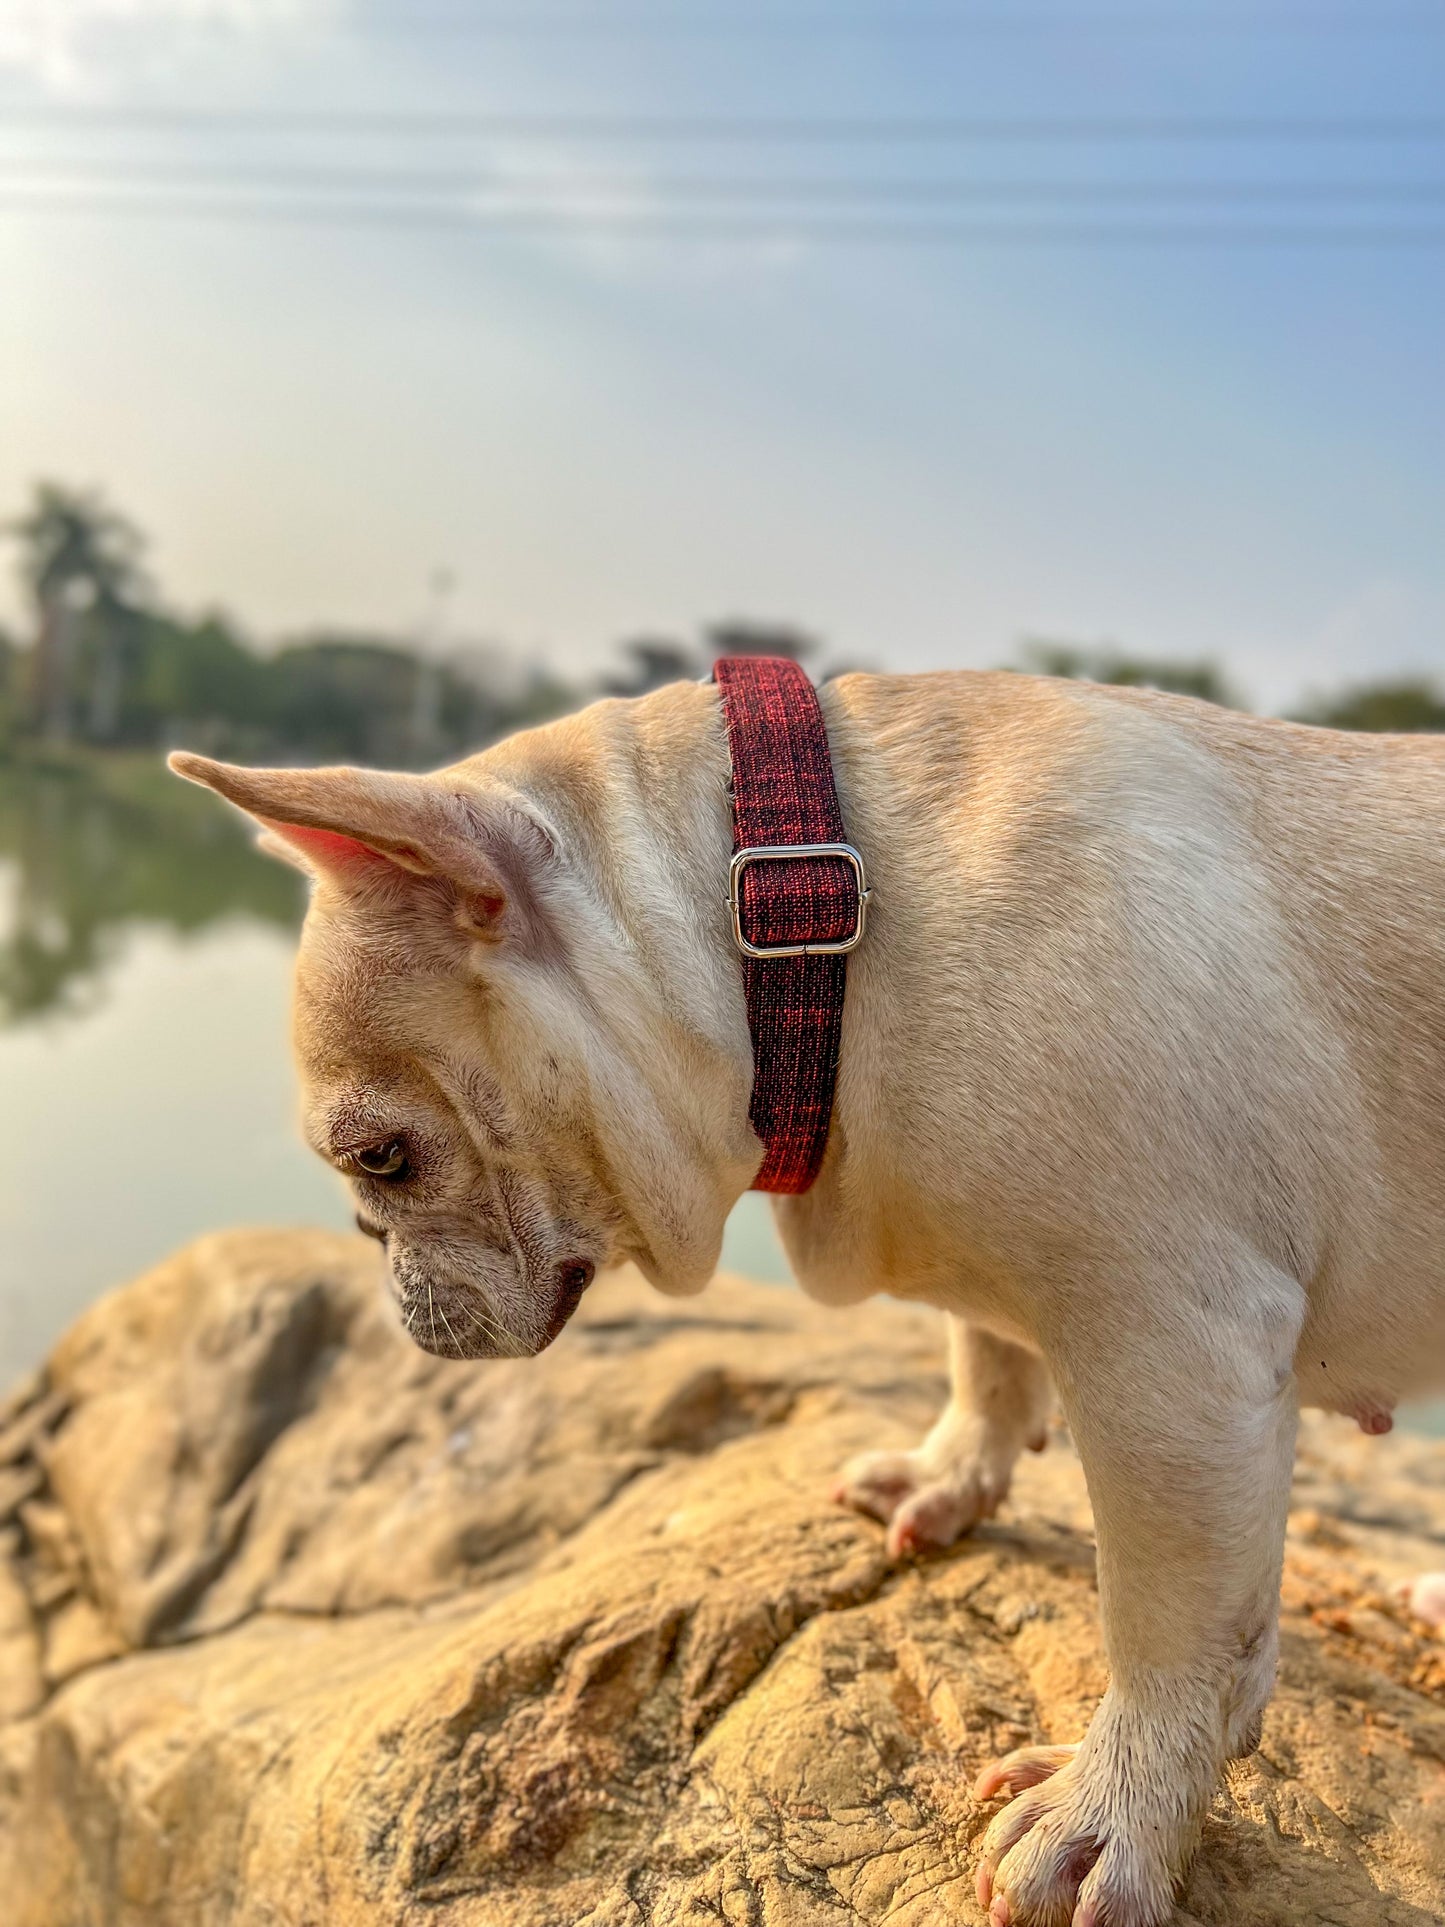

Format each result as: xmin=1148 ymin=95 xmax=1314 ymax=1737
xmin=728 ymin=842 xmax=869 ymax=958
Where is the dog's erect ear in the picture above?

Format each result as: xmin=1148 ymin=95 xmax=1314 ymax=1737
xmin=167 ymin=753 xmax=552 ymax=941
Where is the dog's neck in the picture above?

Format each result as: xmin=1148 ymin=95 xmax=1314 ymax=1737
xmin=461 ymin=673 xmax=991 ymax=1309
xmin=460 ymin=680 xmax=775 ymax=1281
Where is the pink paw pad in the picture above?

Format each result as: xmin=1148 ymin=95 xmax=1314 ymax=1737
xmin=886 ymin=1486 xmax=972 ymax=1559
xmin=1397 ymin=1572 xmax=1445 ymax=1628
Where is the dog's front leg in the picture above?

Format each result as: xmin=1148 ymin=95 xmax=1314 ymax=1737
xmin=974 ymin=1244 xmax=1302 ymax=1927
xmin=833 ymin=1317 xmax=1053 ymax=1557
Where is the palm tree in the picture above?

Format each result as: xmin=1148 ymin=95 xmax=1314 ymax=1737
xmin=7 ymin=483 xmax=146 ymax=741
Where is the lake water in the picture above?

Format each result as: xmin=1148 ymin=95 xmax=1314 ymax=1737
xmin=0 ymin=752 xmax=1439 ymax=1436
xmin=0 ymin=751 xmax=790 ymax=1385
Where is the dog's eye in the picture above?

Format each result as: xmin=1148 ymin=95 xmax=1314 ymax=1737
xmin=354 ymin=1138 xmax=410 ymax=1180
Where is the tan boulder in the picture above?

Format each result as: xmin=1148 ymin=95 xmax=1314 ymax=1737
xmin=0 ymin=1229 xmax=1442 ymax=1925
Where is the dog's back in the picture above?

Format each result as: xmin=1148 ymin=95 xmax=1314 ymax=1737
xmin=813 ymin=671 xmax=1445 ymax=1399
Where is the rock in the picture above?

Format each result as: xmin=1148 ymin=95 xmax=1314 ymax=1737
xmin=0 ymin=1560 xmax=42 ymax=1723
xmin=0 ymin=1227 xmax=1441 ymax=1926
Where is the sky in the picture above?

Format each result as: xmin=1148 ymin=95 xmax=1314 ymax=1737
xmin=0 ymin=2 xmax=1442 ymax=713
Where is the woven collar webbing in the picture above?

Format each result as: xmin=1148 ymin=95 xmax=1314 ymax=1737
xmin=713 ymin=655 xmax=860 ymax=1194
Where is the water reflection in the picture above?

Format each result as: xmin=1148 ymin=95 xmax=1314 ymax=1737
xmin=0 ymin=749 xmax=790 ymax=1382
xmin=1 ymin=753 xmax=1435 ymax=1434
xmin=0 ymin=750 xmax=304 ymax=1023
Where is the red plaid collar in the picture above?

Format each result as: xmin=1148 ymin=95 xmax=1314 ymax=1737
xmin=713 ymin=656 xmax=869 ymax=1193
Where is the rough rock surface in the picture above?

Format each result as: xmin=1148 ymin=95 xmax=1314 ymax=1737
xmin=0 ymin=1229 xmax=1443 ymax=1926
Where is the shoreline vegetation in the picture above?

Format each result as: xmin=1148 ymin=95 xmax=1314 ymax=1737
xmin=0 ymin=481 xmax=828 ymax=771
xmin=3 ymin=477 xmax=1444 ymax=1030
xmin=2 ymin=481 xmax=1444 ymax=774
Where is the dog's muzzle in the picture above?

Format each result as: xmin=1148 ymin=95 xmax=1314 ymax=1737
xmin=391 ymin=1251 xmax=595 ymax=1360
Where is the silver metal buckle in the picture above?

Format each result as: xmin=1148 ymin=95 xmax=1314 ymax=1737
xmin=728 ymin=842 xmax=870 ymax=959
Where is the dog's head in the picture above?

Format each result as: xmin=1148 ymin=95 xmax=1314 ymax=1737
xmin=170 ymin=725 xmax=757 ymax=1358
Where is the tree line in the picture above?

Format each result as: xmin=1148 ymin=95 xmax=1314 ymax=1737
xmin=0 ymin=483 xmax=821 ymax=767
xmin=2 ymin=482 xmax=1442 ymax=764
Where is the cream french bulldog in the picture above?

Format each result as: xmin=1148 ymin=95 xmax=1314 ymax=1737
xmin=172 ymin=669 xmax=1445 ymax=1927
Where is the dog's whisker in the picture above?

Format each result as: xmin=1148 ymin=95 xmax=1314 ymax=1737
xmin=436 ymin=1294 xmax=463 ymax=1356
xmin=461 ymin=1297 xmax=513 ymax=1352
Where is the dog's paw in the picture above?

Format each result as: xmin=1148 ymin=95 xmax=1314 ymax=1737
xmin=830 ymin=1445 xmax=1008 ymax=1559
xmin=974 ymin=1737 xmax=1184 ymax=1927
xmin=972 ymin=1743 xmax=1079 ymax=1803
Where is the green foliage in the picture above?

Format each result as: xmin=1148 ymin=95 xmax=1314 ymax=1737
xmin=705 ymin=619 xmax=817 ymax=662
xmin=0 ymin=627 xmax=19 ymax=745
xmin=0 ymin=750 xmax=304 ymax=1024
xmin=601 ymin=621 xmax=816 ymax=697
xmin=1294 ymin=679 xmax=1445 ymax=733
xmin=601 ymin=637 xmax=705 ymax=697
xmin=257 ymin=633 xmax=505 ymax=765
xmin=4 ymin=480 xmax=1443 ymax=780
xmin=7 ymin=481 xmax=145 ymax=613
xmin=1017 ymin=642 xmax=1445 ymax=733
xmin=1019 ymin=640 xmax=1242 ymax=710
xmin=5 ymin=483 xmax=151 ymax=742
xmin=1 ymin=482 xmax=578 ymax=765
xmin=125 ymin=613 xmax=266 ymax=746
xmin=2 ymin=479 xmax=1443 ymax=1028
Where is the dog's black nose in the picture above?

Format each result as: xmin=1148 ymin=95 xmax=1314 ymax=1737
xmin=539 ymin=1259 xmax=596 ymax=1346
xmin=355 ymin=1213 xmax=388 ymax=1243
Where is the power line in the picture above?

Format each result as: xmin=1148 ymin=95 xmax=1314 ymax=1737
xmin=7 ymin=5 xmax=1443 ymax=33
xmin=185 ymin=8 xmax=1445 ymax=34
xmin=3 ymin=108 xmax=1444 ymax=144
xmin=2 ymin=192 xmax=1441 ymax=244
xmin=4 ymin=161 xmax=1445 ymax=205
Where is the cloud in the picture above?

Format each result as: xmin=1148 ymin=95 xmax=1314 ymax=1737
xmin=0 ymin=0 xmax=346 ymax=94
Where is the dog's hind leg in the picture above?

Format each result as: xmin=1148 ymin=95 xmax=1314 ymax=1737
xmin=832 ymin=1317 xmax=1053 ymax=1558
